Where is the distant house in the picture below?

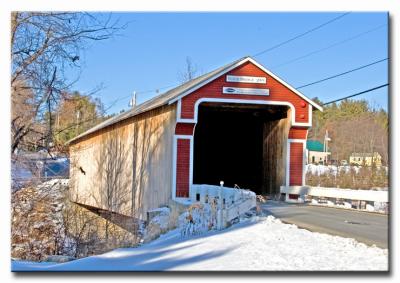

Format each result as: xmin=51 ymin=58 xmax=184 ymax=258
xmin=306 ymin=140 xmax=330 ymax=165
xmin=349 ymin=152 xmax=382 ymax=166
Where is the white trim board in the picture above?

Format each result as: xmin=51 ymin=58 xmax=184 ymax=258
xmin=177 ymin=97 xmax=312 ymax=127
xmin=168 ymin=56 xmax=323 ymax=112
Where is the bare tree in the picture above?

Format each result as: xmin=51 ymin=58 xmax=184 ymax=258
xmin=177 ymin=56 xmax=199 ymax=83
xmin=11 ymin=12 xmax=125 ymax=153
xmin=11 ymin=79 xmax=46 ymax=152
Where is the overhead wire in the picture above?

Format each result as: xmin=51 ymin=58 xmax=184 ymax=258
xmin=296 ymin=58 xmax=388 ymax=89
xmin=322 ymin=84 xmax=389 ymax=106
xmin=100 ymin=14 xmax=387 ymax=114
xmin=270 ymin=23 xmax=387 ymax=69
xmin=104 ymin=13 xmax=352 ymax=111
xmin=252 ymin=12 xmax=351 ymax=57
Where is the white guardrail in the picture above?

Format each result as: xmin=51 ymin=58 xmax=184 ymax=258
xmin=190 ymin=184 xmax=256 ymax=229
xmin=280 ymin=186 xmax=388 ymax=203
xmin=280 ymin=186 xmax=388 ymax=213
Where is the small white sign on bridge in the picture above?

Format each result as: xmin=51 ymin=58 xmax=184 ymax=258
xmin=222 ymin=87 xmax=270 ymax=96
xmin=226 ymin=75 xmax=266 ymax=84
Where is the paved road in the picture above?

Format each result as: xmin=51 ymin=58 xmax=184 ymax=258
xmin=261 ymin=201 xmax=388 ymax=248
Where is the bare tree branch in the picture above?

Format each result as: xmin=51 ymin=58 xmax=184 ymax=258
xmin=11 ymin=12 xmax=126 ymax=153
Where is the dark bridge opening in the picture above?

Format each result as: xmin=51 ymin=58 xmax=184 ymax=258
xmin=193 ymin=103 xmax=289 ymax=196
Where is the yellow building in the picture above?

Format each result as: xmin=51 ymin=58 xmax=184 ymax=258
xmin=349 ymin=152 xmax=382 ymax=166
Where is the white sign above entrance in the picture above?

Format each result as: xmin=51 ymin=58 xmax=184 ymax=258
xmin=226 ymin=75 xmax=266 ymax=84
xmin=222 ymin=87 xmax=270 ymax=96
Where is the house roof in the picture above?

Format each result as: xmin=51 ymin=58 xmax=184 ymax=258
xmin=306 ymin=140 xmax=324 ymax=152
xmin=68 ymin=56 xmax=323 ymax=144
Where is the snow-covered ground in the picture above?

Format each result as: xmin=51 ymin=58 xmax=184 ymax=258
xmin=12 ymin=215 xmax=388 ymax=271
xmin=306 ymin=164 xmax=361 ymax=175
xmin=306 ymin=164 xmax=388 ymax=178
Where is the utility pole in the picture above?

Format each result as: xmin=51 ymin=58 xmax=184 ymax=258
xmin=76 ymin=110 xmax=81 ymax=136
xmin=129 ymin=91 xmax=137 ymax=108
xmin=324 ymin=130 xmax=331 ymax=165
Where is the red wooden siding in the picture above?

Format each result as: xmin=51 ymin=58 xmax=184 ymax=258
xmin=176 ymin=139 xmax=190 ymax=197
xmin=289 ymin=142 xmax=304 ymax=186
xmin=180 ymin=61 xmax=309 ymax=123
xmin=175 ymin=123 xmax=195 ymax=135
xmin=288 ymin=128 xmax=308 ymax=139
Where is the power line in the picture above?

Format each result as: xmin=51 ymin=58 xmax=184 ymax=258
xmin=101 ymin=13 xmax=377 ymax=112
xmin=296 ymin=58 xmax=388 ymax=89
xmin=102 ymin=83 xmax=179 ymax=114
xmin=271 ymin=23 xmax=387 ymax=70
xmin=136 ymin=84 xmax=178 ymax=95
xmin=103 ymin=13 xmax=351 ymax=110
xmin=322 ymin=84 xmax=389 ymax=106
xmin=104 ymin=55 xmax=387 ymax=114
xmin=103 ymin=18 xmax=385 ymax=113
xmin=253 ymin=12 xmax=351 ymax=57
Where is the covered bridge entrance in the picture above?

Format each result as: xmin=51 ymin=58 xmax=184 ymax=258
xmin=193 ymin=102 xmax=289 ymax=195
xmin=171 ymin=57 xmax=322 ymax=199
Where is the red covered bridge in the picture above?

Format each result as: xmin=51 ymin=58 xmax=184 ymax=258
xmin=69 ymin=56 xmax=322 ymax=220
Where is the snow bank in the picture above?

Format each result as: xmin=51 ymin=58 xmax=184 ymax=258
xmin=12 ymin=215 xmax=388 ymax=271
xmin=144 ymin=207 xmax=171 ymax=242
xmin=306 ymin=164 xmax=363 ymax=175
xmin=179 ymin=203 xmax=216 ymax=237
xmin=306 ymin=164 xmax=389 ymax=176
xmin=147 ymin=207 xmax=171 ymax=230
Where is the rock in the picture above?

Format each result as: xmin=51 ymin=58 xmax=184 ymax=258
xmin=143 ymin=207 xmax=171 ymax=243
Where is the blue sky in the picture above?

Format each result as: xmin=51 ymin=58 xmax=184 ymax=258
xmin=70 ymin=12 xmax=388 ymax=115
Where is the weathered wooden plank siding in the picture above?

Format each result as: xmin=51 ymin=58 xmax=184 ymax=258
xmin=69 ymin=104 xmax=176 ymax=220
xmin=262 ymin=109 xmax=291 ymax=195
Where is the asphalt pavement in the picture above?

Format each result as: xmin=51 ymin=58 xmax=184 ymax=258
xmin=262 ymin=201 xmax=389 ymax=248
